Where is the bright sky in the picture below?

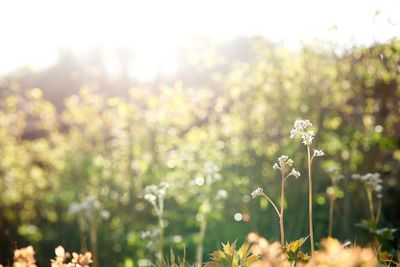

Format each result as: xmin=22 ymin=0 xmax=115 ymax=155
xmin=0 ymin=0 xmax=399 ymax=80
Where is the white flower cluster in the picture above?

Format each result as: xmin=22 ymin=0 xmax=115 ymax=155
xmin=251 ymin=187 xmax=264 ymax=198
xmin=313 ymin=149 xmax=324 ymax=157
xmin=68 ymin=196 xmax=110 ymax=220
xmin=352 ymin=173 xmax=383 ymax=197
xmin=273 ymin=155 xmax=300 ymax=178
xmin=144 ymin=182 xmax=169 ymax=205
xmin=273 ymin=155 xmax=293 ymax=170
xmin=288 ymin=168 xmax=301 ymax=178
xmin=290 ymin=119 xmax=314 ymax=146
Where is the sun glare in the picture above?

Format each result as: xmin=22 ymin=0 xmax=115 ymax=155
xmin=0 ymin=0 xmax=399 ymax=80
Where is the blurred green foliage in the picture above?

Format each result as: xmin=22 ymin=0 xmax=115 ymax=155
xmin=0 ymin=37 xmax=399 ymax=266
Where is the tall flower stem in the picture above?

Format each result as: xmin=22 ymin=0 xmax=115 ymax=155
xmin=261 ymin=192 xmax=282 ymax=245
xmin=366 ymin=189 xmax=376 ymax=223
xmin=375 ymin=198 xmax=382 ymax=225
xmin=328 ymin=196 xmax=335 ymax=237
xmin=196 ymin=198 xmax=209 ymax=267
xmin=280 ymin=170 xmax=285 ymax=246
xmin=158 ymin=197 xmax=164 ymax=266
xmin=89 ymin=217 xmax=99 ymax=267
xmin=261 ymin=193 xmax=281 ymax=218
xmin=307 ymin=145 xmax=314 ymax=255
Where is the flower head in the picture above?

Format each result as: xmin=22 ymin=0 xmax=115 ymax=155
xmin=274 ymin=155 xmax=293 ymax=171
xmin=251 ymin=187 xmax=264 ymax=198
xmin=144 ymin=193 xmax=157 ymax=204
xmin=353 ymin=172 xmax=383 ymax=194
xmin=290 ymin=119 xmax=315 ymax=146
xmin=313 ymin=149 xmax=324 ymax=157
xmin=144 ymin=182 xmax=169 ymax=206
xmin=290 ymin=119 xmax=312 ymax=138
xmin=288 ymin=168 xmax=301 ymax=178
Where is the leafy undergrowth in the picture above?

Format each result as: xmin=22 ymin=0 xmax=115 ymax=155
xmin=3 ymin=234 xmax=398 ymax=267
xmin=1 ymin=245 xmax=92 ymax=267
xmin=203 ymin=233 xmax=384 ymax=267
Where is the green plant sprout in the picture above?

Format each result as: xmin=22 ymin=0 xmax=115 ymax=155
xmin=290 ymin=119 xmax=324 ymax=255
xmin=251 ymin=155 xmax=300 ymax=246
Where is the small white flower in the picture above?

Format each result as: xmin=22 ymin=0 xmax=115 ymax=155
xmin=144 ymin=185 xmax=158 ymax=194
xmin=144 ymin=182 xmax=169 ymax=199
xmin=251 ymin=187 xmax=263 ymax=198
xmin=273 ymin=163 xmax=280 ymax=170
xmin=289 ymin=168 xmax=301 ymax=178
xmin=290 ymin=129 xmax=297 ymax=139
xmin=375 ymin=184 xmax=383 ymax=193
xmin=302 ymin=131 xmax=315 ymax=145
xmin=144 ymin=193 xmax=156 ymax=204
xmin=313 ymin=149 xmax=324 ymax=157
xmin=278 ymin=155 xmax=289 ymax=164
xmin=351 ymin=173 xmax=361 ymax=180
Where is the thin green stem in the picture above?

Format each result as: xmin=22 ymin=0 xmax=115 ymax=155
xmin=196 ymin=198 xmax=209 ymax=267
xmin=261 ymin=193 xmax=281 ymax=218
xmin=158 ymin=197 xmax=165 ymax=266
xmin=261 ymin=191 xmax=283 ymax=246
xmin=328 ymin=196 xmax=335 ymax=237
xmin=375 ymin=197 xmax=382 ymax=226
xmin=280 ymin=170 xmax=285 ymax=246
xmin=89 ymin=217 xmax=99 ymax=267
xmin=307 ymin=145 xmax=315 ymax=255
xmin=366 ymin=189 xmax=375 ymax=224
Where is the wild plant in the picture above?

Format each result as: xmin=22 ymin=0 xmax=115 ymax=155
xmin=143 ymin=182 xmax=169 ymax=265
xmin=325 ymin=168 xmax=344 ymax=237
xmin=350 ymin=172 xmax=398 ymax=261
xmin=0 ymin=245 xmax=93 ymax=267
xmin=251 ymin=155 xmax=300 ymax=246
xmin=194 ymin=161 xmax=224 ymax=267
xmin=51 ymin=246 xmax=93 ymax=267
xmin=68 ymin=196 xmax=110 ymax=267
xmin=204 ymin=240 xmax=258 ymax=267
xmin=351 ymin=173 xmax=383 ymax=227
xmin=302 ymin=237 xmax=377 ymax=267
xmin=246 ymin=232 xmax=286 ymax=267
xmin=11 ymin=245 xmax=37 ymax=267
xmin=290 ymin=119 xmax=324 ymax=255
